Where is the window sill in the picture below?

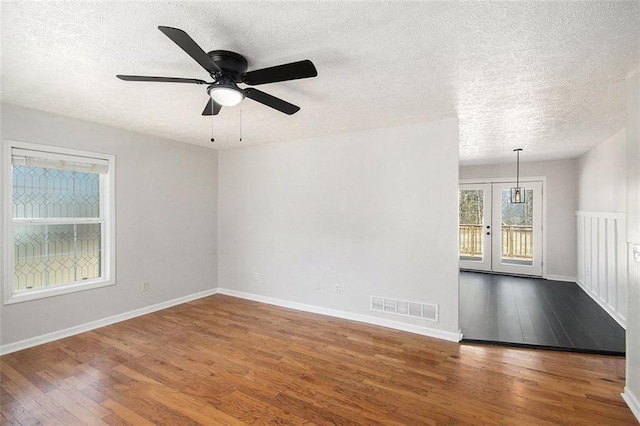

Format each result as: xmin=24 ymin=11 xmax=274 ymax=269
xmin=4 ymin=278 xmax=115 ymax=305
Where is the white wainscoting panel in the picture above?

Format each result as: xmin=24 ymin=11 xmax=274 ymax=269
xmin=576 ymin=211 xmax=627 ymax=328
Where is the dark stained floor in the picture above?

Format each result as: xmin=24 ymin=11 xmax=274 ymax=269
xmin=460 ymin=271 xmax=625 ymax=355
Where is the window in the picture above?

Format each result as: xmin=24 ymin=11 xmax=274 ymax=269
xmin=4 ymin=141 xmax=115 ymax=304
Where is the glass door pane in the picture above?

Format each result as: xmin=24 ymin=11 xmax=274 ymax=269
xmin=500 ymin=188 xmax=534 ymax=266
xmin=459 ymin=189 xmax=484 ymax=261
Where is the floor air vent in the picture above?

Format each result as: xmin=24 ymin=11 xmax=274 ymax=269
xmin=371 ymin=296 xmax=438 ymax=322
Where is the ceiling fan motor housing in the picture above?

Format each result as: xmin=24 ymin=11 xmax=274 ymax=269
xmin=207 ymin=50 xmax=248 ymax=81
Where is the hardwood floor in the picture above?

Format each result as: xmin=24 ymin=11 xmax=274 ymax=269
xmin=460 ymin=271 xmax=626 ymax=355
xmin=1 ymin=295 xmax=635 ymax=425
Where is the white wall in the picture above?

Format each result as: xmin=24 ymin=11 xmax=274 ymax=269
xmin=623 ymin=71 xmax=640 ymax=422
xmin=0 ymin=104 xmax=218 ymax=348
xmin=459 ymin=159 xmax=578 ymax=280
xmin=578 ymin=129 xmax=627 ymax=212
xmin=218 ymin=120 xmax=461 ymax=339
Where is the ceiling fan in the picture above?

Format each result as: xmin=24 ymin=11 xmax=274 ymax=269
xmin=117 ymin=26 xmax=317 ymax=116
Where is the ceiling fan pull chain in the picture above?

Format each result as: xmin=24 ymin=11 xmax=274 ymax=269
xmin=211 ymin=102 xmax=216 ymax=142
xmin=239 ymin=105 xmax=243 ymax=142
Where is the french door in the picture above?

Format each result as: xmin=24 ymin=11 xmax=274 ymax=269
xmin=459 ymin=181 xmax=543 ymax=276
xmin=459 ymin=184 xmax=492 ymax=271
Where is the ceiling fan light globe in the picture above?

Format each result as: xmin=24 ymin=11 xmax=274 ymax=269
xmin=209 ymin=86 xmax=244 ymax=107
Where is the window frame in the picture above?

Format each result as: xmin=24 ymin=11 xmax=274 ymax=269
xmin=3 ymin=140 xmax=116 ymax=304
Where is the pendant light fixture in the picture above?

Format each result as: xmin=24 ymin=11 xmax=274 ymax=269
xmin=510 ymin=148 xmax=525 ymax=204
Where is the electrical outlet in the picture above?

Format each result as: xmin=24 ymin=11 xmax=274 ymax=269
xmin=142 ymin=281 xmax=150 ymax=292
xmin=634 ymin=244 xmax=640 ymax=263
xmin=315 ymin=281 xmax=321 ymax=290
xmin=253 ymin=272 xmax=260 ymax=281
xmin=334 ymin=284 xmax=341 ymax=293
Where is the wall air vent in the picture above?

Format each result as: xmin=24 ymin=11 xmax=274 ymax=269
xmin=370 ymin=296 xmax=438 ymax=322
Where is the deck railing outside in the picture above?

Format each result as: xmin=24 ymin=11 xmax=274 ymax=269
xmin=459 ymin=224 xmax=533 ymax=260
xmin=459 ymin=225 xmax=483 ymax=258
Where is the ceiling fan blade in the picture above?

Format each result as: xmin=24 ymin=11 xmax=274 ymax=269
xmin=202 ymin=98 xmax=222 ymax=116
xmin=244 ymin=88 xmax=300 ymax=115
xmin=242 ymin=60 xmax=317 ymax=85
xmin=158 ymin=26 xmax=222 ymax=75
xmin=117 ymin=75 xmax=208 ymax=84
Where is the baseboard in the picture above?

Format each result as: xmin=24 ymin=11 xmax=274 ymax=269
xmin=622 ymin=387 xmax=640 ymax=423
xmin=216 ymin=288 xmax=463 ymax=343
xmin=462 ymin=338 xmax=624 ymax=356
xmin=576 ymin=280 xmax=626 ymax=329
xmin=545 ymin=274 xmax=576 ymax=283
xmin=0 ymin=289 xmax=218 ymax=356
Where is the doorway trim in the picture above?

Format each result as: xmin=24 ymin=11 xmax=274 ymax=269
xmin=460 ymin=176 xmax=548 ymax=279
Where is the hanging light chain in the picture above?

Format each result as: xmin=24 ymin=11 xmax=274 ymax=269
xmin=210 ymin=100 xmax=215 ymax=143
xmin=516 ymin=149 xmax=520 ymax=187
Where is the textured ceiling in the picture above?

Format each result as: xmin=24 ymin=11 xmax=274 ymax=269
xmin=1 ymin=1 xmax=639 ymax=164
